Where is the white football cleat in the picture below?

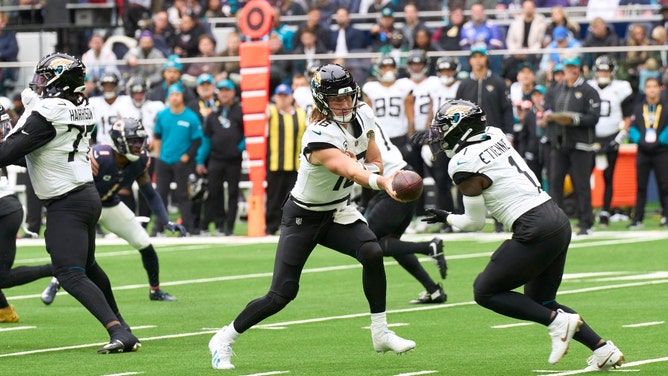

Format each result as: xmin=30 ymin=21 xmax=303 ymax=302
xmin=209 ymin=327 xmax=235 ymax=370
xmin=547 ymin=309 xmax=582 ymax=364
xmin=372 ymin=327 xmax=416 ymax=354
xmin=584 ymin=341 xmax=625 ymax=371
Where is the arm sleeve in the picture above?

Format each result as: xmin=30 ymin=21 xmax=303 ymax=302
xmin=0 ymin=112 xmax=55 ymax=166
xmin=138 ymin=181 xmax=170 ymax=225
xmin=196 ymin=135 xmax=211 ymax=166
xmin=446 ymin=194 xmax=487 ymax=232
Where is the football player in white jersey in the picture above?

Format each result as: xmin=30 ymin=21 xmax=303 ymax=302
xmin=0 ymin=53 xmax=140 ymax=353
xmin=423 ymin=56 xmax=463 ymax=229
xmin=208 ymin=64 xmax=415 ymax=370
xmin=362 ymin=103 xmax=448 ymax=304
xmin=362 ymin=55 xmax=415 ymax=159
xmin=291 ymin=61 xmax=318 ymax=119
xmin=89 ymin=72 xmax=136 ymax=145
xmin=586 ymin=56 xmax=634 ymax=226
xmin=417 ymin=99 xmax=625 ymax=371
xmin=0 ymin=104 xmax=53 ymax=323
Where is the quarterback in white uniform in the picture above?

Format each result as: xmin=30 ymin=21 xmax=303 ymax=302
xmin=208 ymin=64 xmax=415 ymax=371
xmin=418 ymin=99 xmax=625 ymax=371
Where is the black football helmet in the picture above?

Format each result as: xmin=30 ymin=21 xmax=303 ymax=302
xmin=110 ymin=117 xmax=148 ymax=162
xmin=311 ymin=63 xmax=359 ymax=124
xmin=30 ymin=52 xmax=86 ymax=98
xmin=126 ymin=75 xmax=150 ymax=107
xmin=98 ymin=71 xmax=120 ymax=99
xmin=593 ymin=55 xmax=616 ymax=75
xmin=0 ymin=104 xmax=11 ymax=140
xmin=435 ymin=56 xmax=460 ymax=73
xmin=429 ymin=99 xmax=487 ymax=157
xmin=406 ymin=49 xmax=429 ymax=78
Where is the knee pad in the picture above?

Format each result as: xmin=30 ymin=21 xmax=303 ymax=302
xmin=357 ymin=241 xmax=383 ymax=265
xmin=267 ymin=290 xmax=292 ymax=309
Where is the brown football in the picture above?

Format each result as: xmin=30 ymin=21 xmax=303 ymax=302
xmin=392 ymin=170 xmax=423 ymax=202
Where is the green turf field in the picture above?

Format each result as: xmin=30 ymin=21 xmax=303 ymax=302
xmin=2 ymin=228 xmax=667 ymax=375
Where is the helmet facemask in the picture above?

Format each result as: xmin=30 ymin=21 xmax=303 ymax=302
xmin=110 ymin=118 xmax=148 ymax=161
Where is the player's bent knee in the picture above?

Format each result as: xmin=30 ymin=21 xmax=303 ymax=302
xmin=358 ymin=241 xmax=383 ymax=265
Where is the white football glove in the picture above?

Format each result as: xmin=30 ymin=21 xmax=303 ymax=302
xmin=21 ymin=87 xmax=39 ymax=112
xmin=421 ymin=144 xmax=434 ymax=168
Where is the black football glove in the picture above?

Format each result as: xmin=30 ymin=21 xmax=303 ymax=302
xmin=422 ymin=208 xmax=451 ymax=224
xmin=410 ymin=130 xmax=429 ymax=146
xmin=166 ymin=221 xmax=187 ymax=237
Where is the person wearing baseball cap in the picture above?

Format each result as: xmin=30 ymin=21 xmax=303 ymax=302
xmin=265 ymin=82 xmax=306 ymax=235
xmin=195 ymin=75 xmax=245 ymax=236
xmin=149 ymin=54 xmax=195 ymax=103
xmin=544 ymin=51 xmax=601 ymax=236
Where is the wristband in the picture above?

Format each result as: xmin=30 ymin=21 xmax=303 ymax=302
xmin=368 ymin=174 xmax=380 ymax=190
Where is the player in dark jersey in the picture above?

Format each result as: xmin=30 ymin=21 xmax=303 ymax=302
xmin=0 ymin=104 xmax=53 ymax=323
xmin=40 ymin=118 xmax=185 ymax=305
xmin=416 ymin=99 xmax=624 ymax=371
xmin=0 ymin=52 xmax=139 ymax=353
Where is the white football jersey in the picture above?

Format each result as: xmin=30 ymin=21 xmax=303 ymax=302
xmin=137 ymin=100 xmax=165 ymax=144
xmin=25 ymin=98 xmax=97 ymax=199
xmin=291 ymin=103 xmax=378 ymax=211
xmin=292 ymin=86 xmax=314 ymax=119
xmin=412 ymin=76 xmax=441 ymax=131
xmin=449 ymin=126 xmax=550 ymax=229
xmin=90 ymin=94 xmax=137 ymax=145
xmin=587 ymin=79 xmax=633 ymax=137
xmin=429 ymin=80 xmax=461 ymax=117
xmin=362 ymin=78 xmax=415 ymax=139
xmin=374 ymin=119 xmax=407 ymax=176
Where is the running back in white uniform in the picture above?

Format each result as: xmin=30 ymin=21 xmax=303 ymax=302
xmin=291 ymin=103 xmax=378 ymax=211
xmin=362 ymin=78 xmax=415 ymax=139
xmin=448 ymin=126 xmax=550 ymax=229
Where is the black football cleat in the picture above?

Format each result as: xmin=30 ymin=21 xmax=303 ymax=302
xmin=149 ymin=288 xmax=177 ymax=301
xmin=98 ymin=334 xmax=141 ymax=354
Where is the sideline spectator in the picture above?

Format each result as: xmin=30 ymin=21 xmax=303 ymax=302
xmin=539 ymin=26 xmax=582 ymax=75
xmin=293 ymin=7 xmax=330 ymax=51
xmin=401 ymin=3 xmax=427 ymax=50
xmin=620 ymin=23 xmax=653 ymax=89
xmin=0 ymin=12 xmax=18 ymax=96
xmin=124 ymin=30 xmax=166 ymax=87
xmin=291 ymin=29 xmax=328 ymax=78
xmin=544 ymin=56 xmax=601 ymax=236
xmin=81 ymin=33 xmax=121 ymax=82
xmin=582 ymin=18 xmax=621 ymax=76
xmin=173 ymin=14 xmax=207 ymax=58
xmin=124 ymin=0 xmax=152 ymax=38
xmin=196 ymin=79 xmax=244 ymax=236
xmin=213 ymin=32 xmax=241 ymax=82
xmin=186 ymin=34 xmax=218 ymax=77
xmin=628 ymin=77 xmax=668 ymax=229
xmin=149 ymin=56 xmax=196 ymax=103
xmin=370 ymin=7 xmax=399 ymax=52
xmin=271 ymin=7 xmax=295 ymax=52
xmin=505 ymin=0 xmax=547 ymax=73
xmin=330 ymin=7 xmax=369 ymax=56
xmin=459 ymin=2 xmax=505 ymax=74
xmin=153 ymin=84 xmax=204 ymax=235
xmin=148 ymin=10 xmax=178 ymax=57
xmin=432 ymin=5 xmax=466 ymax=67
xmin=544 ymin=6 xmax=580 ymax=48
xmin=265 ymin=84 xmax=306 ymax=236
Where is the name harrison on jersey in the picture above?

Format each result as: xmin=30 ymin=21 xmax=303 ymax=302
xmin=69 ymin=107 xmax=94 ymax=122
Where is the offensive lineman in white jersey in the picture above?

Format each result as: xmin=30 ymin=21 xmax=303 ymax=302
xmin=586 ymin=55 xmax=634 ymax=226
xmin=208 ymin=64 xmax=415 ymax=370
xmin=362 ymin=55 xmax=415 ymax=159
xmin=0 ymin=53 xmax=140 ymax=353
xmin=89 ymin=71 xmax=136 ymax=145
xmin=416 ymin=99 xmax=625 ymax=371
